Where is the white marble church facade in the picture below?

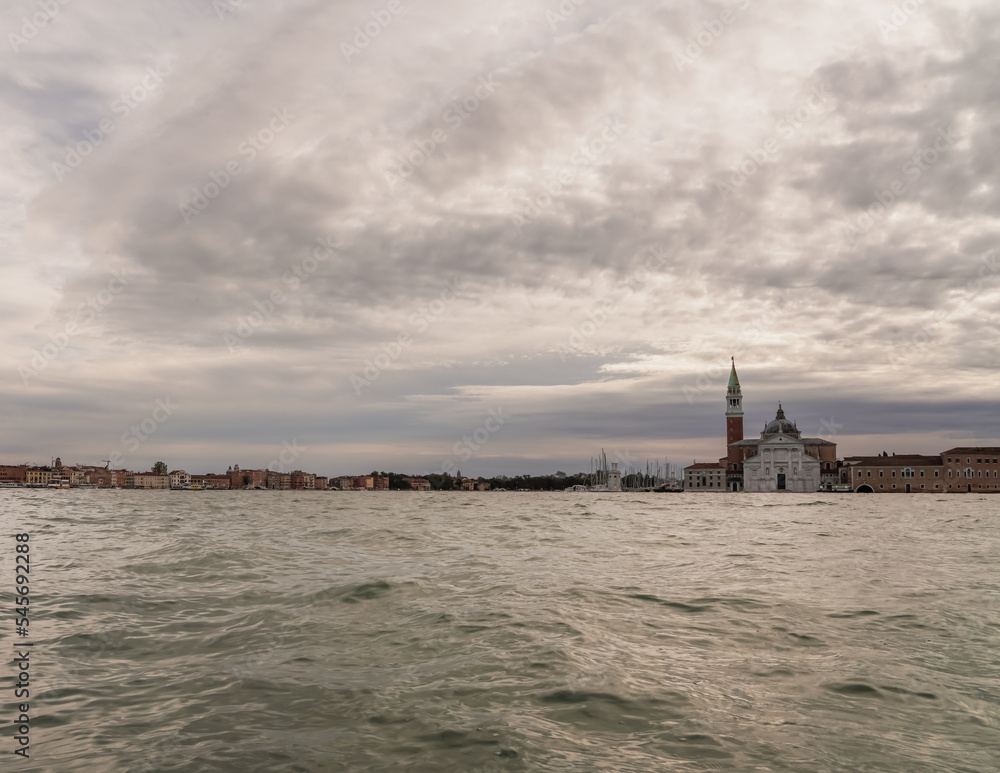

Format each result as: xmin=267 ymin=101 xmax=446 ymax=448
xmin=741 ymin=423 xmax=822 ymax=492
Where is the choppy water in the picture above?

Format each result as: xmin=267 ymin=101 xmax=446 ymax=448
xmin=2 ymin=491 xmax=999 ymax=772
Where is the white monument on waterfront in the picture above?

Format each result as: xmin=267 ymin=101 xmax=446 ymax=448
xmin=607 ymin=462 xmax=621 ymax=492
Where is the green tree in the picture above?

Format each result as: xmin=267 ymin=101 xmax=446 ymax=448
xmin=152 ymin=461 xmax=168 ymax=475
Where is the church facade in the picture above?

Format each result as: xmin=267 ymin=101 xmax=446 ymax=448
xmin=718 ymin=360 xmax=836 ymax=492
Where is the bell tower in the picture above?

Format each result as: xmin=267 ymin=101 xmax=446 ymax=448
xmin=725 ymin=358 xmax=744 ymax=489
xmin=726 ymin=358 xmax=743 ymax=444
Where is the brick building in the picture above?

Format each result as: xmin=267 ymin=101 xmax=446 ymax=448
xmin=842 ymin=448 xmax=1000 ymax=493
xmin=0 ymin=465 xmax=27 ymax=485
xmin=229 ymin=465 xmax=267 ymax=489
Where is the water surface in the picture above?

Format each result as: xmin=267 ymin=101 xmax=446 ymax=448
xmin=2 ymin=491 xmax=998 ymax=771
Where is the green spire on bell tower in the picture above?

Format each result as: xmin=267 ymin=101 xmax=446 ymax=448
xmin=726 ymin=358 xmax=743 ymax=418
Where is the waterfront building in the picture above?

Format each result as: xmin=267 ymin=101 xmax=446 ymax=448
xmin=229 ymin=465 xmax=267 ymax=489
xmin=84 ymin=468 xmax=128 ymax=488
xmin=684 ymin=360 xmax=837 ymax=492
xmin=683 ymin=462 xmax=726 ymax=490
xmin=725 ymin=360 xmax=836 ymax=492
xmin=189 ymin=474 xmax=232 ymax=489
xmin=170 ymin=470 xmax=191 ymax=488
xmin=941 ymin=448 xmax=1000 ymax=492
xmin=842 ymin=448 xmax=999 ymax=493
xmin=840 ymin=454 xmax=942 ymax=492
xmin=290 ymin=471 xmax=316 ymax=489
xmin=130 ymin=473 xmax=170 ymax=489
xmin=25 ymin=467 xmax=53 ymax=487
xmin=739 ymin=407 xmax=824 ymax=492
xmin=403 ymin=477 xmax=431 ymax=491
xmin=0 ymin=465 xmax=27 ymax=485
xmin=266 ymin=471 xmax=291 ymax=490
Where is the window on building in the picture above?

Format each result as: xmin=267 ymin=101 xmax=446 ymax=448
xmin=935 ymin=470 xmax=939 ymax=477
xmin=879 ymin=470 xmax=884 ymax=478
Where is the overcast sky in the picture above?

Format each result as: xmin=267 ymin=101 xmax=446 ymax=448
xmin=2 ymin=0 xmax=998 ymax=477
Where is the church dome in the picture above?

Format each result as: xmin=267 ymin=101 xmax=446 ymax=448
xmin=762 ymin=404 xmax=800 ymax=438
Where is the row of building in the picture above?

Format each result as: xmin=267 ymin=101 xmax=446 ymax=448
xmin=0 ymin=460 xmax=491 ymax=491
xmin=0 ymin=461 xmax=331 ymax=490
xmin=682 ymin=360 xmax=999 ymax=493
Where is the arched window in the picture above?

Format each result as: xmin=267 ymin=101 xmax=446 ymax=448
xmin=965 ymin=468 xmax=974 ymax=479
xmin=902 ymin=467 xmax=914 ymax=479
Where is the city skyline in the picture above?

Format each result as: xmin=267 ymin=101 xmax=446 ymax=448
xmin=4 ymin=0 xmax=999 ymax=477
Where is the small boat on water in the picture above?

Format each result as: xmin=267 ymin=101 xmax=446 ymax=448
xmin=48 ymin=478 xmax=71 ymax=489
